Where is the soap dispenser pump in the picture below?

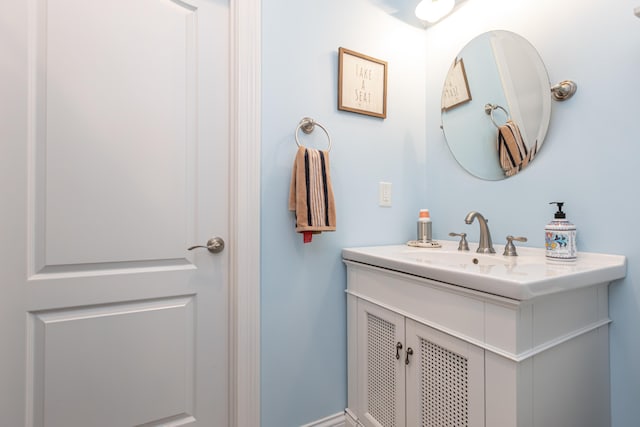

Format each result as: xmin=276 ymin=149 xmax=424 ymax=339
xmin=545 ymin=202 xmax=577 ymax=261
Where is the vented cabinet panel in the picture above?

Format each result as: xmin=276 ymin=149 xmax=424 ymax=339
xmin=406 ymin=319 xmax=485 ymax=427
xmin=366 ymin=312 xmax=397 ymax=427
xmin=420 ymin=338 xmax=469 ymax=426
xmin=357 ymin=300 xmax=405 ymax=427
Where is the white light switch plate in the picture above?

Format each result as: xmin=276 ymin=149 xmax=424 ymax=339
xmin=379 ymin=182 xmax=392 ymax=207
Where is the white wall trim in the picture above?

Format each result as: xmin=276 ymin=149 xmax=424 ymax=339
xmin=344 ymin=408 xmax=359 ymax=426
xmin=229 ymin=0 xmax=261 ymax=426
xmin=300 ymin=412 xmax=347 ymax=427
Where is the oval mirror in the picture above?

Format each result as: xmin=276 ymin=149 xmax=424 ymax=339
xmin=441 ymin=30 xmax=551 ymax=180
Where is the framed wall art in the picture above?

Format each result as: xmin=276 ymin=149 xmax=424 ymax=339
xmin=338 ymin=47 xmax=387 ymax=119
xmin=441 ymin=57 xmax=472 ymax=111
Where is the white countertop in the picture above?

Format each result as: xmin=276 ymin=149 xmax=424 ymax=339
xmin=342 ymin=240 xmax=627 ymax=300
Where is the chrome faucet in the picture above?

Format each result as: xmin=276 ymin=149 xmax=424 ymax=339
xmin=464 ymin=211 xmax=495 ymax=254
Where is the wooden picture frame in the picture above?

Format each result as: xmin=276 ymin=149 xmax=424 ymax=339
xmin=441 ymin=58 xmax=472 ymax=111
xmin=338 ymin=47 xmax=387 ymax=119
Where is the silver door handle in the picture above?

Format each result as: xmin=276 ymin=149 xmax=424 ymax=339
xmin=188 ymin=237 xmax=225 ymax=254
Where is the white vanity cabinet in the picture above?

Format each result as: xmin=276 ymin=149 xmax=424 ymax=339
xmin=354 ymin=299 xmax=485 ymax=427
xmin=343 ymin=243 xmax=626 ymax=427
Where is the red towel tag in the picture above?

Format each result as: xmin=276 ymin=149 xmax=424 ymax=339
xmin=303 ymin=231 xmax=313 ymax=244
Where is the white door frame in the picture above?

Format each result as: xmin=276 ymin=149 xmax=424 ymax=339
xmin=230 ymin=0 xmax=261 ymax=426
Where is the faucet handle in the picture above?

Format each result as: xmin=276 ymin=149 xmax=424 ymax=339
xmin=503 ymin=235 xmax=528 ymax=256
xmin=449 ymin=232 xmax=469 ymax=251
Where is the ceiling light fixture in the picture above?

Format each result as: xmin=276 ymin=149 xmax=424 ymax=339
xmin=415 ymin=0 xmax=455 ymax=23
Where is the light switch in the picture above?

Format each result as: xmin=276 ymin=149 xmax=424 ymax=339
xmin=379 ymin=182 xmax=392 ymax=207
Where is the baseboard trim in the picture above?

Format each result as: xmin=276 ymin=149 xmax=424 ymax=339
xmin=343 ymin=408 xmax=359 ymax=426
xmin=300 ymin=411 xmax=346 ymax=427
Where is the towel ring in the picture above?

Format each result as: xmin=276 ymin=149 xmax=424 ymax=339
xmin=484 ymin=103 xmax=510 ymax=128
xmin=295 ymin=117 xmax=332 ymax=152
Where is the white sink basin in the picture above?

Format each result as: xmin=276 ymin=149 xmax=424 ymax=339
xmin=342 ymin=240 xmax=626 ymax=300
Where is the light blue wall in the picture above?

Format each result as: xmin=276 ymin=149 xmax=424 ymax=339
xmin=261 ymin=1 xmax=426 ymax=426
xmin=424 ymin=1 xmax=640 ymax=426
xmin=262 ymin=0 xmax=640 ymax=426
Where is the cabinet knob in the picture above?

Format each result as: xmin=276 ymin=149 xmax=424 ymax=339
xmin=396 ymin=342 xmax=403 ymax=360
xmin=405 ymin=347 xmax=414 ymax=365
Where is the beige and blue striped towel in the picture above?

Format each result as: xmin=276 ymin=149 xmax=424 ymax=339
xmin=288 ymin=146 xmax=336 ymax=243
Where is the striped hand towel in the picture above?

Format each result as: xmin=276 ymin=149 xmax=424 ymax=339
xmin=497 ymin=119 xmax=536 ymax=177
xmin=288 ymin=146 xmax=336 ymax=243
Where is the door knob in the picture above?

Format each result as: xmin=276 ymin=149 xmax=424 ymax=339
xmin=188 ymin=237 xmax=225 ymax=254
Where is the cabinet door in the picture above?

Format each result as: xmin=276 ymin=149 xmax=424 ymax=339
xmin=405 ymin=319 xmax=485 ymax=427
xmin=357 ymin=300 xmax=406 ymax=427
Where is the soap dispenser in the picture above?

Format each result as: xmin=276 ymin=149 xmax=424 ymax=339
xmin=545 ymin=202 xmax=577 ymax=261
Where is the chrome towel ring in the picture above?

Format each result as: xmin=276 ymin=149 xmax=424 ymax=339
xmin=295 ymin=117 xmax=332 ymax=152
xmin=484 ymin=103 xmax=510 ymax=128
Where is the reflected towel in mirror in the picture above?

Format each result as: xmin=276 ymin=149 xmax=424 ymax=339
xmin=497 ymin=120 xmax=537 ymax=177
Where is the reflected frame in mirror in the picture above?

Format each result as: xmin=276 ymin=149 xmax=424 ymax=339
xmin=442 ymin=58 xmax=472 ymax=111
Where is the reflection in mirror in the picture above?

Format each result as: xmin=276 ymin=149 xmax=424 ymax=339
xmin=441 ymin=31 xmax=551 ymax=180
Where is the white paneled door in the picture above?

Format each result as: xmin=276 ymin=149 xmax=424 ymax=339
xmin=1 ymin=0 xmax=230 ymax=426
